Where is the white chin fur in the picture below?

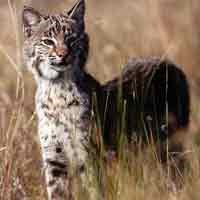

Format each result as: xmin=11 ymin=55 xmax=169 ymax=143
xmin=39 ymin=62 xmax=60 ymax=80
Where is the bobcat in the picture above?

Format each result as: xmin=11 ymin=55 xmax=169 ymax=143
xmin=23 ymin=1 xmax=101 ymax=199
xmin=22 ymin=0 xmax=190 ymax=199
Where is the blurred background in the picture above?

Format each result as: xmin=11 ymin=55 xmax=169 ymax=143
xmin=0 ymin=0 xmax=200 ymax=108
xmin=0 ymin=0 xmax=200 ymax=199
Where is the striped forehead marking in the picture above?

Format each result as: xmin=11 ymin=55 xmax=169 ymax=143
xmin=43 ymin=15 xmax=76 ymax=38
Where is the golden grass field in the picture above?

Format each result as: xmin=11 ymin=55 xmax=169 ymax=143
xmin=0 ymin=0 xmax=200 ymax=199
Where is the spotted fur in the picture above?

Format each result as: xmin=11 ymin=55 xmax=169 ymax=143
xmin=23 ymin=1 xmax=100 ymax=199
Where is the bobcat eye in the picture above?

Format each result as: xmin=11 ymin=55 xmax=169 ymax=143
xmin=64 ymin=33 xmax=78 ymax=46
xmin=42 ymin=39 xmax=55 ymax=46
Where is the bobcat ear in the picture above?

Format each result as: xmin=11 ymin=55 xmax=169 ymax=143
xmin=23 ymin=6 xmax=42 ymax=27
xmin=67 ymin=0 xmax=85 ymax=26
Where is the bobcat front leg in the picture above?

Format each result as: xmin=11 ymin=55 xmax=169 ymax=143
xmin=40 ymin=129 xmax=74 ymax=200
xmin=39 ymin=126 xmax=101 ymax=200
xmin=44 ymin=161 xmax=73 ymax=200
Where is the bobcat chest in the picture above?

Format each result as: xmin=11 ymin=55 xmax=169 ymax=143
xmin=36 ymin=80 xmax=91 ymax=135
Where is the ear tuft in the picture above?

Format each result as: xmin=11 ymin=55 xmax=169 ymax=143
xmin=23 ymin=6 xmax=42 ymax=27
xmin=67 ymin=0 xmax=85 ymax=23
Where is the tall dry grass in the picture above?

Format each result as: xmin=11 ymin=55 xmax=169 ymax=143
xmin=0 ymin=0 xmax=200 ymax=199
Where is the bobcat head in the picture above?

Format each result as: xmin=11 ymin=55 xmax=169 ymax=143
xmin=22 ymin=0 xmax=89 ymax=80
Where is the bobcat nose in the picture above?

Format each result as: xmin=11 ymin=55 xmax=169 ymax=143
xmin=56 ymin=47 xmax=68 ymax=57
